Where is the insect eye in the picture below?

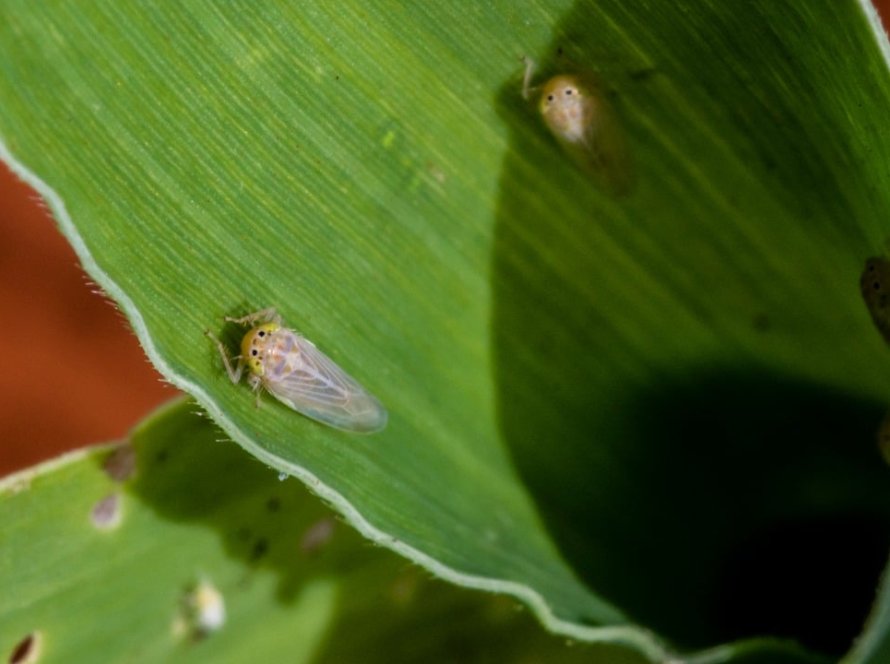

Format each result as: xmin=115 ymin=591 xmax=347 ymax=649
xmin=252 ymin=349 xmax=259 ymax=356
xmin=258 ymin=331 xmax=266 ymax=337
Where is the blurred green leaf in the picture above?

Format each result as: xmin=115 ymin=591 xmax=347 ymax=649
xmin=0 ymin=399 xmax=649 ymax=663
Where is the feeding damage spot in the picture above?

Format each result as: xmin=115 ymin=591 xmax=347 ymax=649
xmin=8 ymin=632 xmax=41 ymax=664
xmin=102 ymin=444 xmax=136 ymax=482
xmin=250 ymin=538 xmax=269 ymax=561
xmin=299 ymin=517 xmax=335 ymax=555
xmin=425 ymin=161 xmax=446 ymax=185
xmin=92 ymin=444 xmax=135 ymax=531
xmin=90 ymin=493 xmax=123 ymax=531
xmin=752 ymin=313 xmax=771 ymax=333
xmin=389 ymin=570 xmax=420 ymax=606
xmin=860 ymin=257 xmax=890 ymax=343
xmin=173 ymin=580 xmax=226 ymax=640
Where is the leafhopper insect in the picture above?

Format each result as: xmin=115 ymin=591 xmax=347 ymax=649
xmin=207 ymin=308 xmax=387 ymax=433
xmin=522 ymin=57 xmax=634 ymax=195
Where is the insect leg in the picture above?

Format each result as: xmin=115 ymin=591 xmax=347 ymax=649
xmin=225 ymin=307 xmax=282 ymax=326
xmin=204 ymin=330 xmax=243 ymax=383
xmin=247 ymin=375 xmax=263 ymax=408
xmin=521 ymin=56 xmax=537 ymax=100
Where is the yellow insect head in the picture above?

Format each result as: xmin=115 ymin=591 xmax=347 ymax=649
xmin=240 ymin=322 xmax=280 ymax=376
xmin=539 ymin=74 xmax=595 ymax=146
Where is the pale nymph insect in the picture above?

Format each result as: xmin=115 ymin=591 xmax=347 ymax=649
xmin=207 ymin=308 xmax=387 ymax=433
xmin=522 ymin=57 xmax=633 ymax=195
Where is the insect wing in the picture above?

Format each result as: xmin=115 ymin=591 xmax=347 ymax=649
xmin=266 ymin=339 xmax=387 ymax=433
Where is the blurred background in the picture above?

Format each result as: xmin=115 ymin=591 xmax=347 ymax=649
xmin=0 ymin=161 xmax=176 ymax=475
xmin=2 ymin=0 xmax=889 ymax=477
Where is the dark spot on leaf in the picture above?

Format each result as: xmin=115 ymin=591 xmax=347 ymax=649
xmin=251 ymin=538 xmax=269 ymax=561
xmin=9 ymin=632 xmax=39 ymax=664
xmin=266 ymin=497 xmax=280 ymax=512
xmin=103 ymin=445 xmax=136 ymax=482
xmin=629 ymin=66 xmax=658 ymax=81
xmin=752 ymin=313 xmax=770 ymax=332
xmin=300 ymin=517 xmax=335 ymax=555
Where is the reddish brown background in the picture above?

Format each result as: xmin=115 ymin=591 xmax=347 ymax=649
xmin=1 ymin=3 xmax=889 ymax=476
xmin=0 ymin=162 xmax=177 ymax=475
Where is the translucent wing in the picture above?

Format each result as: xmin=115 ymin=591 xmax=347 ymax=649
xmin=264 ymin=339 xmax=387 ymax=433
